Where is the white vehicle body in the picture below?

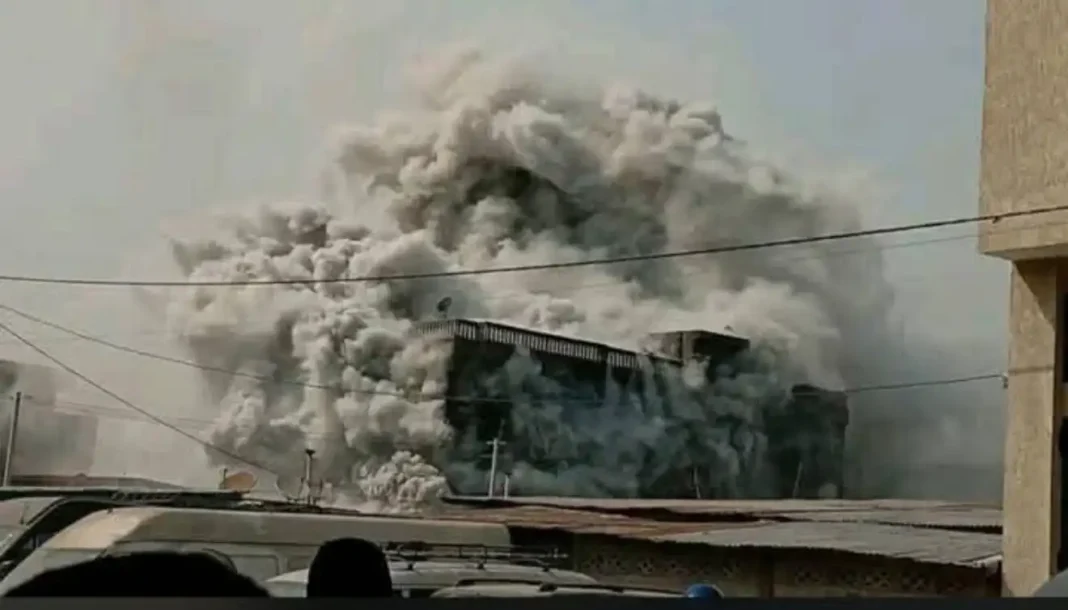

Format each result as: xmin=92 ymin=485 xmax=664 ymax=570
xmin=0 ymin=505 xmax=511 ymax=593
xmin=265 ymin=561 xmax=599 ymax=598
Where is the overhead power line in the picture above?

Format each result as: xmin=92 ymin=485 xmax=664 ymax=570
xmin=0 ymin=303 xmax=1012 ymax=409
xmin=1 ymin=394 xmax=212 ymax=429
xmin=0 ymin=317 xmax=272 ymax=474
xmin=0 ymin=212 xmax=1060 ymax=353
xmin=0 ymin=225 xmax=997 ymax=350
xmin=0 ymin=203 xmax=1061 ymax=288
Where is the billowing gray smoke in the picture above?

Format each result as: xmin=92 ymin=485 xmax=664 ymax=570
xmin=157 ymin=47 xmax=894 ymax=511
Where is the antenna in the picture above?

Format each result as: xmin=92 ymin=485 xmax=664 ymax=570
xmin=485 ymin=437 xmax=507 ymax=498
xmin=303 ymin=449 xmax=317 ymax=506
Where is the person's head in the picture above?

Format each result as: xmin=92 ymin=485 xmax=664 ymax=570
xmin=306 ymin=537 xmax=392 ymax=598
xmin=4 ymin=551 xmax=269 ymax=597
xmin=685 ymin=583 xmax=724 ymax=599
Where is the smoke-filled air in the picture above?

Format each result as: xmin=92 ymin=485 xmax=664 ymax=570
xmin=153 ymin=47 xmax=901 ymax=512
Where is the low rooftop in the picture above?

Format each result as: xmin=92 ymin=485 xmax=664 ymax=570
xmin=437 ymin=496 xmax=1002 ymax=571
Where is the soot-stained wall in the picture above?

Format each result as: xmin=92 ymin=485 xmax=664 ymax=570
xmin=417 ymin=319 xmax=847 ymax=499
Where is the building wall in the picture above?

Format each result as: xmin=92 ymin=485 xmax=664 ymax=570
xmin=980 ymin=0 xmax=1068 ymax=260
xmin=997 ymin=261 xmax=1067 ymax=596
xmin=569 ymin=535 xmax=996 ymax=597
xmin=979 ymin=0 xmax=1068 ymax=595
xmin=436 ymin=332 xmax=845 ymax=500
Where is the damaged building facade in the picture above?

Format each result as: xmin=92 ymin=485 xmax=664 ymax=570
xmin=414 ymin=319 xmax=848 ymax=500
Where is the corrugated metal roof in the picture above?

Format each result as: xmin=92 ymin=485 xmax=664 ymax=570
xmin=442 ymin=496 xmax=1001 ymax=532
xmin=447 ymin=496 xmax=978 ymax=512
xmin=649 ymin=521 xmax=1002 ymax=567
xmin=413 ymin=319 xmax=680 ymax=368
xmin=437 ymin=502 xmax=1002 ymax=569
xmin=437 ymin=504 xmax=727 ymax=537
xmin=773 ymin=508 xmax=1000 ymax=532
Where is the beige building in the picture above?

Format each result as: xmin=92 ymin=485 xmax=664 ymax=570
xmin=981 ymin=0 xmax=1068 ymax=596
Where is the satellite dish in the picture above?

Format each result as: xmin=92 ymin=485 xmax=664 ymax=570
xmin=274 ymin=475 xmax=304 ymax=501
xmin=219 ymin=470 xmax=257 ymax=493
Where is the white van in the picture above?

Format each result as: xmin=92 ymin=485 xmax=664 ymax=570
xmin=0 ymin=505 xmax=512 ymax=593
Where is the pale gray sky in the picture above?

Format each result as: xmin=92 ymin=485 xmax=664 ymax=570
xmin=0 ymin=0 xmax=996 ymax=331
xmin=0 ymin=0 xmax=1002 ymax=486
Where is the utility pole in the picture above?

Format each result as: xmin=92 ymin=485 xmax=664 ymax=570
xmin=302 ymin=449 xmax=316 ymax=506
xmin=2 ymin=393 xmax=22 ymax=487
xmin=486 ymin=437 xmax=506 ymax=498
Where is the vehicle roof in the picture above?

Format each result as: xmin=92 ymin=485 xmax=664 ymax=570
xmin=431 ymin=582 xmax=680 ymax=598
xmin=267 ymin=562 xmax=597 ymax=588
xmin=43 ymin=506 xmax=511 ymax=549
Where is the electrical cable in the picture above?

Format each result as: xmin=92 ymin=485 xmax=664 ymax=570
xmin=0 ymin=318 xmax=273 ymax=474
xmin=0 ymin=394 xmax=212 ymax=429
xmin=0 ymin=202 xmax=1061 ymax=288
xmin=0 ymin=302 xmax=1015 ymax=409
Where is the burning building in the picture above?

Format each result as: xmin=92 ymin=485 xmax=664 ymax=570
xmin=0 ymin=360 xmax=98 ymax=478
xmin=414 ymin=319 xmax=848 ymax=500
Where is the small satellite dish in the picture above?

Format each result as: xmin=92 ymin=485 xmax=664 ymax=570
xmin=219 ymin=470 xmax=257 ymax=493
xmin=274 ymin=475 xmax=304 ymax=501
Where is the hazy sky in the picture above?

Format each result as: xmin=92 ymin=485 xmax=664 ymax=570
xmin=0 ymin=0 xmax=1002 ymax=483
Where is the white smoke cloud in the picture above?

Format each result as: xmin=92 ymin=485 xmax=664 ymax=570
xmin=148 ymin=47 xmax=909 ymax=510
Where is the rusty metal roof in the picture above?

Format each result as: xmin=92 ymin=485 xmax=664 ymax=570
xmin=437 ymin=501 xmax=1002 ymax=569
xmin=770 ymin=507 xmax=1000 ymax=532
xmin=649 ymin=521 xmax=1002 ymax=568
xmin=442 ymin=496 xmax=1001 ymax=532
xmin=437 ymin=504 xmax=728 ymax=537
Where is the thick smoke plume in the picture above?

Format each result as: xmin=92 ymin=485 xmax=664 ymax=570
xmin=157 ymin=47 xmax=896 ymax=511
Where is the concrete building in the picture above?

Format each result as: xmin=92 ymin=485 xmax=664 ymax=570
xmin=413 ymin=318 xmax=848 ymax=500
xmin=980 ymin=0 xmax=1068 ymax=595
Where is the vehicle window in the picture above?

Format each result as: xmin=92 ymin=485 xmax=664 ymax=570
xmin=0 ymin=548 xmax=99 ymax=594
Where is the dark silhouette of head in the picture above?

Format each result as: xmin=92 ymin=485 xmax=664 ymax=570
xmin=4 ymin=551 xmax=269 ymax=597
xmin=306 ymin=537 xmax=392 ymax=598
xmin=686 ymin=583 xmax=724 ymax=600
